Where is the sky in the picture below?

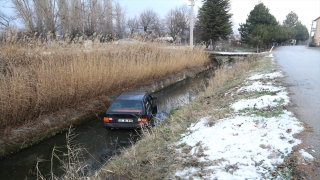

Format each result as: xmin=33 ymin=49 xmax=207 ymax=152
xmin=174 ymin=54 xmax=314 ymax=179
xmin=118 ymin=0 xmax=320 ymax=33
xmin=1 ymin=0 xmax=319 ymax=34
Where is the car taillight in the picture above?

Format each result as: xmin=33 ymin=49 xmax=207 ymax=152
xmin=137 ymin=118 xmax=148 ymax=124
xmin=104 ymin=117 xmax=114 ymax=123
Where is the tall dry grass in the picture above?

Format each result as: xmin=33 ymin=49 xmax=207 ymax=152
xmin=0 ymin=39 xmax=208 ymax=129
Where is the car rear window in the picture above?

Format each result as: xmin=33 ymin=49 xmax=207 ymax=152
xmin=107 ymin=100 xmax=144 ymax=113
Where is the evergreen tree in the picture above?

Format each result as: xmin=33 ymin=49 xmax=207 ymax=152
xmin=197 ymin=0 xmax=233 ymax=47
xmin=238 ymin=3 xmax=278 ymax=49
xmin=274 ymin=25 xmax=294 ymax=44
xmin=283 ymin=11 xmax=309 ymax=43
xmin=283 ymin=11 xmax=299 ymax=28
xmin=294 ymin=21 xmax=309 ymax=42
xmin=282 ymin=11 xmax=299 ymax=39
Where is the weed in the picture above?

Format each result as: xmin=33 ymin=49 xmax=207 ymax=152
xmin=181 ymin=145 xmax=193 ymax=154
xmin=215 ymin=57 xmax=223 ymax=65
xmin=0 ymin=39 xmax=208 ymax=129
xmin=239 ymin=107 xmax=253 ymax=114
xmin=273 ymin=98 xmax=285 ymax=104
xmin=169 ymin=109 xmax=175 ymax=116
xmin=192 ymin=104 xmax=200 ymax=110
xmin=277 ymin=167 xmax=293 ymax=180
xmin=255 ymin=106 xmax=284 ymax=118
xmin=255 ymin=91 xmax=277 ymax=96
xmin=176 ymin=142 xmax=186 ymax=149
xmin=36 ymin=127 xmax=91 ymax=180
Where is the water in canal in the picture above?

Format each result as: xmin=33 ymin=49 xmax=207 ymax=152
xmin=0 ymin=69 xmax=214 ymax=180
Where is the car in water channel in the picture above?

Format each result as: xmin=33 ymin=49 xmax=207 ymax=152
xmin=103 ymin=92 xmax=157 ymax=129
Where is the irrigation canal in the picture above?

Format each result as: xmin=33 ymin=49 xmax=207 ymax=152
xmin=0 ymin=68 xmax=215 ymax=180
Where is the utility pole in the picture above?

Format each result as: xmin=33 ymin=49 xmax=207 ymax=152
xmin=189 ymin=0 xmax=195 ymax=49
xmin=82 ymin=0 xmax=85 ymax=39
xmin=307 ymin=20 xmax=314 ymax=48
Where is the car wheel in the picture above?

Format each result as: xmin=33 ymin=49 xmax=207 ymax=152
xmin=149 ymin=118 xmax=155 ymax=127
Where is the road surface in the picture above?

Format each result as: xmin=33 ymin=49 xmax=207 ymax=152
xmin=274 ymin=45 xmax=320 ymax=164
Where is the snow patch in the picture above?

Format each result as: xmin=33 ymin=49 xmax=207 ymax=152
xmin=174 ymin=70 xmax=304 ymax=179
xmin=266 ymin=53 xmax=274 ymax=58
xmin=237 ymin=82 xmax=284 ymax=93
xmin=176 ymin=112 xmax=303 ymax=179
xmin=299 ymin=149 xmax=314 ymax=160
xmin=248 ymin=72 xmax=283 ymax=81
xmin=231 ymin=91 xmax=289 ymax=112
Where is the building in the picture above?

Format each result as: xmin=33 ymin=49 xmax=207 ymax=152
xmin=313 ymin=17 xmax=320 ymax=46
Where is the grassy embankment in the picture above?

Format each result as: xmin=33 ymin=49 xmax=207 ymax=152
xmin=93 ymin=54 xmax=270 ymax=179
xmin=0 ymin=38 xmax=208 ymax=132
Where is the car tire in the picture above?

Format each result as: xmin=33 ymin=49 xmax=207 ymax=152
xmin=149 ymin=118 xmax=156 ymax=127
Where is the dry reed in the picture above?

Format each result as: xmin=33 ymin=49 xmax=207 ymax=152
xmin=0 ymin=38 xmax=208 ymax=129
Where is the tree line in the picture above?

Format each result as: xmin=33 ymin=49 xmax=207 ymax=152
xmin=0 ymin=0 xmax=190 ymax=42
xmin=238 ymin=3 xmax=309 ymax=49
xmin=195 ymin=1 xmax=309 ymax=50
xmin=1 ymin=0 xmax=310 ymax=47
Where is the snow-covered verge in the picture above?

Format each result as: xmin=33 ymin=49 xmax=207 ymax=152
xmin=174 ymin=54 xmax=314 ymax=179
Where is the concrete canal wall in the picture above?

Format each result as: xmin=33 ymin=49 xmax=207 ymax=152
xmin=0 ymin=58 xmax=222 ymax=158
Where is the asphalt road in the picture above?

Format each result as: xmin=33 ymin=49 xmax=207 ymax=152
xmin=273 ymin=46 xmax=320 ymax=159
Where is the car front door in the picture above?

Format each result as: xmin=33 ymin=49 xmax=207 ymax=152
xmin=143 ymin=97 xmax=152 ymax=122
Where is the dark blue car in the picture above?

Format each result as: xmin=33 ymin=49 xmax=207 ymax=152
xmin=104 ymin=92 xmax=157 ymax=129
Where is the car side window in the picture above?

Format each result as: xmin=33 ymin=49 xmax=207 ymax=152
xmin=144 ymin=100 xmax=151 ymax=115
xmin=147 ymin=96 xmax=153 ymax=105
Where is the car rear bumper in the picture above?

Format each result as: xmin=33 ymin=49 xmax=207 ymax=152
xmin=104 ymin=122 xmax=146 ymax=129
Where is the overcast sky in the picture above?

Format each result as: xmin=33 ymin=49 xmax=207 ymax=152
xmin=118 ymin=0 xmax=319 ymax=33
xmin=1 ymin=0 xmax=319 ymax=34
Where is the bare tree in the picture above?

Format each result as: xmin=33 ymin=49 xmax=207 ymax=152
xmin=150 ymin=14 xmax=161 ymax=35
xmin=164 ymin=5 xmax=189 ymax=40
xmin=139 ymin=9 xmax=159 ymax=33
xmin=104 ymin=0 xmax=113 ymax=35
xmin=177 ymin=5 xmax=189 ymax=37
xmin=32 ymin=0 xmax=59 ymax=36
xmin=44 ymin=0 xmax=57 ymax=35
xmin=57 ymin=0 xmax=69 ymax=35
xmin=0 ymin=10 xmax=11 ymax=29
xmin=69 ymin=0 xmax=81 ymax=35
xmin=12 ymin=0 xmax=60 ymax=37
xmin=33 ymin=0 xmax=45 ymax=34
xmin=85 ymin=0 xmax=103 ymax=36
xmin=127 ymin=16 xmax=139 ymax=35
xmin=12 ymin=0 xmax=35 ymax=33
xmin=10 ymin=0 xmax=127 ymax=39
xmin=114 ymin=2 xmax=125 ymax=38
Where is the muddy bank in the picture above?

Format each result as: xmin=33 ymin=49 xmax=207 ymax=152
xmin=0 ymin=58 xmax=221 ymax=158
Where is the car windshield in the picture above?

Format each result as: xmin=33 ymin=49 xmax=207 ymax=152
xmin=107 ymin=100 xmax=144 ymax=113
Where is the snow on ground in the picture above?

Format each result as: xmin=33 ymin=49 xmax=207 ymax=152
xmin=237 ymin=81 xmax=284 ymax=93
xmin=174 ymin=54 xmax=310 ymax=179
xmin=176 ymin=113 xmax=302 ymax=179
xmin=266 ymin=53 xmax=274 ymax=58
xmin=299 ymin=149 xmax=314 ymax=161
xmin=231 ymin=91 xmax=290 ymax=112
xmin=248 ymin=72 xmax=283 ymax=81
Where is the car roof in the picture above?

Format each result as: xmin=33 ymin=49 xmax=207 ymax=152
xmin=115 ymin=92 xmax=148 ymax=101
